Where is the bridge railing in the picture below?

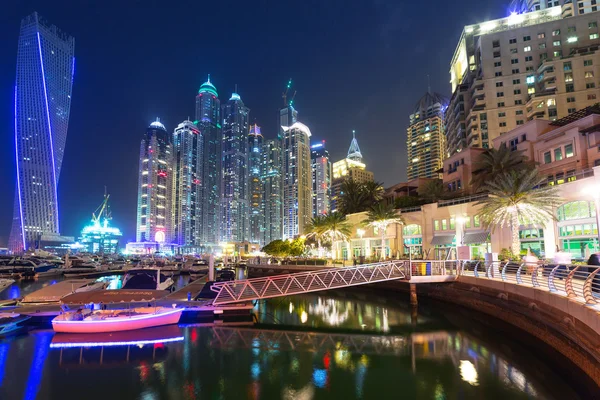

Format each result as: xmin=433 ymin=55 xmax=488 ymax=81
xmin=210 ymin=260 xmax=410 ymax=305
xmin=457 ymin=260 xmax=600 ymax=305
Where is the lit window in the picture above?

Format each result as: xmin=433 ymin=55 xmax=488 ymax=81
xmin=553 ymin=40 xmax=561 ymax=46
xmin=554 ymin=147 xmax=563 ymax=161
xmin=591 ymin=33 xmax=599 ymax=40
xmin=538 ymin=33 xmax=545 ymax=39
xmin=565 ymin=144 xmax=574 ymax=158
xmin=586 ymin=71 xmax=594 ymax=78
xmin=584 ymin=59 xmax=593 ymax=66
xmin=528 ymin=87 xmax=535 ymax=94
xmin=544 ymin=151 xmax=551 ymax=164
xmin=526 ymin=75 xmax=535 ymax=84
xmin=565 ymin=73 xmax=573 ymax=82
xmin=552 ymin=29 xmax=560 ymax=36
xmin=524 ymin=46 xmax=531 ymax=52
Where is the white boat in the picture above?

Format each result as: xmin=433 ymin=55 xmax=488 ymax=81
xmin=122 ymin=268 xmax=174 ymax=291
xmin=0 ymin=279 xmax=15 ymax=294
xmin=6 ymin=257 xmax=62 ymax=277
xmin=52 ymin=306 xmax=183 ymax=333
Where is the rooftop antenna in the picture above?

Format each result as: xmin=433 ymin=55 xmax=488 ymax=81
xmin=207 ymin=73 xmax=211 ymax=83
xmin=290 ymin=90 xmax=297 ymax=106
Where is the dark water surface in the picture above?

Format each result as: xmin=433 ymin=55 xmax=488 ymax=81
xmin=0 ymin=278 xmax=593 ymax=399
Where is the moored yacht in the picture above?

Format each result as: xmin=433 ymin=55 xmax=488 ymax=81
xmin=122 ymin=268 xmax=174 ymax=291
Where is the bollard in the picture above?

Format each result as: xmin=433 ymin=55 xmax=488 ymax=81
xmin=410 ymin=283 xmax=418 ymax=306
xmin=209 ymin=254 xmax=215 ymax=281
xmin=187 ymin=292 xmax=191 ymax=301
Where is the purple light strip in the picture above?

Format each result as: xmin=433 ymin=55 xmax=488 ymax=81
xmin=37 ymin=32 xmax=60 ymax=232
xmin=14 ymin=85 xmax=26 ymax=251
xmin=71 ymin=57 xmax=75 ymax=87
xmin=49 ymin=336 xmax=184 ymax=349
xmin=52 ymin=308 xmax=183 ymax=325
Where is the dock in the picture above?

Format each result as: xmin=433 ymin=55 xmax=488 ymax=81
xmin=164 ymin=276 xmax=208 ymax=301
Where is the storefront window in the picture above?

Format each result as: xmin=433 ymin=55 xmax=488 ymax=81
xmin=520 ymin=228 xmax=545 ymax=257
xmin=464 ymin=218 xmax=471 ymax=228
xmin=434 ymin=220 xmax=440 ymax=231
xmin=474 ymin=215 xmax=481 ymax=227
xmin=557 ymin=201 xmax=596 ymax=221
xmin=403 ymin=224 xmax=422 ymax=236
xmin=450 ymin=217 xmax=456 ymax=230
xmin=442 ymin=219 xmax=448 ymax=230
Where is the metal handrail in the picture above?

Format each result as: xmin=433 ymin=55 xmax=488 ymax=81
xmin=210 ymin=260 xmax=410 ymax=305
xmin=458 ymin=260 xmax=600 ymax=305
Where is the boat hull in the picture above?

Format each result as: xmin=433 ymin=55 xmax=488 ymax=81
xmin=52 ymin=308 xmax=183 ymax=333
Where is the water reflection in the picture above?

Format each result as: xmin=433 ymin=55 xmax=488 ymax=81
xmin=0 ymin=294 xmax=589 ymax=399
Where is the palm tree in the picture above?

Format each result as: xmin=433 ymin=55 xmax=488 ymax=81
xmin=321 ymin=212 xmax=352 ymax=260
xmin=419 ymin=180 xmax=446 ymax=202
xmin=364 ymin=202 xmax=404 ymax=261
xmin=475 ymin=169 xmax=561 ymax=256
xmin=470 ymin=143 xmax=530 ymax=192
xmin=306 ymin=215 xmax=328 ymax=257
xmin=338 ymin=179 xmax=384 ymax=215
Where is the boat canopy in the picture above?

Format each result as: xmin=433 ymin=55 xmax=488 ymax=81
xmin=60 ymin=289 xmax=169 ymax=304
xmin=22 ymin=280 xmax=94 ymax=303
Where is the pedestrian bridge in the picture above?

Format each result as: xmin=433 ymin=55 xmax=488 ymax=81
xmin=210 ymin=260 xmax=457 ymax=305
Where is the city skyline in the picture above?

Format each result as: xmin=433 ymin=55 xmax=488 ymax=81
xmin=0 ymin=1 xmax=509 ymax=245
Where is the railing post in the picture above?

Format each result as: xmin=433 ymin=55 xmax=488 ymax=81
xmin=501 ymin=262 xmax=508 ymax=281
xmin=474 ymin=261 xmax=479 ymax=278
xmin=532 ymin=263 xmax=540 ymax=287
xmin=583 ymin=268 xmax=599 ymax=304
xmin=565 ymin=266 xmax=580 ymax=298
xmin=548 ymin=265 xmax=562 ymax=292
xmin=516 ymin=263 xmax=523 ymax=284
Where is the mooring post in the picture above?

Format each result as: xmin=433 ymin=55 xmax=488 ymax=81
xmin=209 ymin=254 xmax=215 ymax=281
xmin=410 ymin=283 xmax=418 ymax=306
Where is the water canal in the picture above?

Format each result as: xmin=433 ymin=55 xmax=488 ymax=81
xmin=0 ymin=277 xmax=594 ymax=399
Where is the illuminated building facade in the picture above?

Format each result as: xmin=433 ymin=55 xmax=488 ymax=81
xmin=195 ymin=76 xmax=221 ymax=245
xmin=136 ymin=119 xmax=173 ymax=244
xmin=9 ymin=13 xmax=75 ymax=253
xmin=282 ymin=122 xmax=313 ymax=239
xmin=447 ymin=6 xmax=600 ymax=155
xmin=220 ymin=92 xmax=250 ymax=242
xmin=510 ymin=0 xmax=596 ymax=16
xmin=172 ymin=120 xmax=202 ymax=246
xmin=331 ymin=133 xmax=374 ymax=212
xmin=248 ymin=124 xmax=264 ymax=244
xmin=407 ymin=92 xmax=448 ymax=180
xmin=262 ymin=139 xmax=284 ymax=244
xmin=310 ymin=142 xmax=332 ymax=216
xmin=79 ymin=194 xmax=122 ymax=254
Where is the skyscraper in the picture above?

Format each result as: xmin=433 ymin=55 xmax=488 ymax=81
xmin=310 ymin=141 xmax=332 ymax=216
xmin=195 ymin=76 xmax=221 ymax=245
xmin=136 ymin=119 xmax=173 ymax=244
xmin=248 ymin=124 xmax=264 ymax=244
xmin=172 ymin=120 xmax=203 ymax=248
xmin=331 ymin=133 xmax=374 ymax=212
xmin=446 ymin=7 xmax=600 ymax=155
xmin=282 ymin=122 xmax=313 ymax=239
xmin=407 ymin=92 xmax=448 ymax=180
xmin=262 ymin=139 xmax=283 ymax=245
xmin=220 ymin=92 xmax=250 ymax=243
xmin=9 ymin=12 xmax=75 ymax=253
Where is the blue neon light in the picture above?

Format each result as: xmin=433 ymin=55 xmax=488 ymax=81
xmin=24 ymin=332 xmax=52 ymax=400
xmin=49 ymin=336 xmax=184 ymax=348
xmin=0 ymin=343 xmax=8 ymax=386
xmin=71 ymin=56 xmax=75 ymax=87
xmin=14 ymin=85 xmax=26 ymax=250
xmin=312 ymin=368 xmax=327 ymax=388
xmin=37 ymin=32 xmax=60 ymax=233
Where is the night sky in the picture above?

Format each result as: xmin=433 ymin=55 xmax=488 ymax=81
xmin=0 ymin=0 xmax=506 ymax=245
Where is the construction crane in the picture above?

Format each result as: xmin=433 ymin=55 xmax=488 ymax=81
xmin=289 ymin=90 xmax=297 ymax=107
xmin=92 ymin=192 xmax=112 ymax=228
xmin=282 ymin=78 xmax=292 ymax=106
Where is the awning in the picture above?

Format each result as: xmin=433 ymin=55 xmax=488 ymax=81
xmin=464 ymin=232 xmax=490 ymax=244
xmin=60 ymin=289 xmax=169 ymax=305
xmin=431 ymin=235 xmax=455 ymax=245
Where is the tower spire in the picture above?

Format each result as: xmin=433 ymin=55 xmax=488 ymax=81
xmin=207 ymin=73 xmax=211 ymax=83
xmin=347 ymin=130 xmax=363 ymax=163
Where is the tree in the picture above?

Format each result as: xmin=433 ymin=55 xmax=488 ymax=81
xmin=338 ymin=179 xmax=384 ymax=215
xmin=364 ymin=202 xmax=404 ymax=261
xmin=261 ymin=240 xmax=289 ymax=258
xmin=470 ymin=143 xmax=531 ymax=192
xmin=322 ymin=212 xmax=352 ymax=260
xmin=306 ymin=215 xmax=328 ymax=257
xmin=288 ymin=237 xmax=306 ymax=257
xmin=394 ymin=196 xmax=422 ymax=209
xmin=475 ymin=169 xmax=561 ymax=256
xmin=419 ymin=180 xmax=446 ymax=202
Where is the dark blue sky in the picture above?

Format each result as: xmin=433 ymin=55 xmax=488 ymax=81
xmin=0 ymin=0 xmax=506 ymax=245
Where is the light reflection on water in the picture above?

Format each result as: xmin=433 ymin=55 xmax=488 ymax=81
xmin=0 ymin=287 xmax=591 ymax=399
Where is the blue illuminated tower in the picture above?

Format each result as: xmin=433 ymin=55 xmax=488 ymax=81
xmin=195 ymin=76 xmax=221 ymax=246
xmin=9 ymin=12 xmax=75 ymax=253
xmin=220 ymin=91 xmax=250 ymax=243
xmin=248 ymin=124 xmax=264 ymax=244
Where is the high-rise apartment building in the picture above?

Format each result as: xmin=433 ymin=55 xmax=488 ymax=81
xmin=220 ymin=92 xmax=250 ymax=243
xmin=136 ymin=119 xmax=173 ymax=244
xmin=195 ymin=76 xmax=221 ymax=245
xmin=407 ymin=92 xmax=448 ymax=180
xmin=279 ymin=104 xmax=298 ymax=138
xmin=172 ymin=120 xmax=202 ymax=247
xmin=330 ymin=133 xmax=374 ymax=212
xmin=446 ymin=6 xmax=600 ymax=155
xmin=262 ymin=139 xmax=283 ymax=245
xmin=511 ymin=0 xmax=596 ymax=16
xmin=282 ymin=122 xmax=312 ymax=239
xmin=9 ymin=13 xmax=75 ymax=253
xmin=248 ymin=124 xmax=264 ymax=244
xmin=310 ymin=141 xmax=332 ymax=216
